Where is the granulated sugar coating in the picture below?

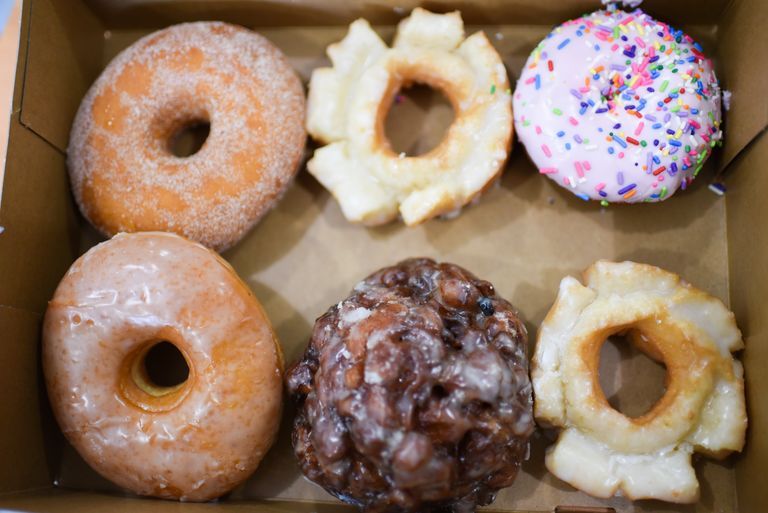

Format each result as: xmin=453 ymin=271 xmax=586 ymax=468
xmin=68 ymin=22 xmax=306 ymax=251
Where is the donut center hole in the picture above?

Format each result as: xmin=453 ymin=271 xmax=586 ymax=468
xmin=140 ymin=341 xmax=189 ymax=391
xmin=168 ymin=119 xmax=210 ymax=157
xmin=598 ymin=333 xmax=667 ymax=418
xmin=384 ymin=83 xmax=454 ymax=157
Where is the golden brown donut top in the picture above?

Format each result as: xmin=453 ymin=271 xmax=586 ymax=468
xmin=68 ymin=22 xmax=306 ymax=251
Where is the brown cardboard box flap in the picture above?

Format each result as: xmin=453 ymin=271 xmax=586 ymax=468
xmin=22 ymin=0 xmax=768 ymax=168
xmin=726 ymin=130 xmax=768 ymax=513
xmin=0 ymin=120 xmax=80 ymax=313
xmin=2 ymin=0 xmax=766 ymax=511
xmin=717 ymin=0 xmax=768 ymax=171
xmin=18 ymin=0 xmax=102 ymax=152
xmin=0 ymin=305 xmax=50 ymax=495
xmin=83 ymin=0 xmax=732 ymax=27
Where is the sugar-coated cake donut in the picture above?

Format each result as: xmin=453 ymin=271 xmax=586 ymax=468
xmin=43 ymin=232 xmax=284 ymax=501
xmin=306 ymin=8 xmax=512 ymax=225
xmin=287 ymin=258 xmax=533 ymax=512
xmin=514 ymin=9 xmax=722 ymax=203
xmin=68 ymin=22 xmax=306 ymax=251
xmin=532 ymin=261 xmax=746 ymax=502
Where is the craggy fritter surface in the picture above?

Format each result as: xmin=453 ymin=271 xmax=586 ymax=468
xmin=286 ymin=258 xmax=534 ymax=512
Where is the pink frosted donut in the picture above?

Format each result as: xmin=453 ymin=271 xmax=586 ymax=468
xmin=67 ymin=22 xmax=306 ymax=251
xmin=43 ymin=232 xmax=284 ymax=501
xmin=513 ymin=9 xmax=722 ymax=204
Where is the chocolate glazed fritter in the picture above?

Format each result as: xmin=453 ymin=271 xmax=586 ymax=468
xmin=286 ymin=258 xmax=534 ymax=513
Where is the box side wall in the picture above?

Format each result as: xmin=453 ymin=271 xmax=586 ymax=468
xmin=716 ymin=0 xmax=768 ymax=170
xmin=83 ymin=0 xmax=730 ymax=27
xmin=0 ymin=0 xmax=22 ymax=202
xmin=0 ymin=120 xmax=80 ymax=314
xmin=19 ymin=0 xmax=103 ymax=151
xmin=0 ymin=0 xmax=760 ymax=511
xmin=727 ymin=131 xmax=768 ymax=512
xmin=0 ymin=0 xmax=102 ymax=497
xmin=0 ymin=306 xmax=51 ymax=495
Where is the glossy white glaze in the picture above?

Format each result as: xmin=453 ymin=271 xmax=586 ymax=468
xmin=514 ymin=9 xmax=722 ymax=203
xmin=306 ymin=8 xmax=512 ymax=225
xmin=43 ymin=232 xmax=283 ymax=501
xmin=532 ymin=261 xmax=746 ymax=503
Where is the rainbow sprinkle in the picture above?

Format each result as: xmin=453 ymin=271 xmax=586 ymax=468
xmin=512 ymin=7 xmax=723 ymax=204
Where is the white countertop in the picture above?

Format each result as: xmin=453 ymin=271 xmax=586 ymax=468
xmin=0 ymin=0 xmax=21 ymax=206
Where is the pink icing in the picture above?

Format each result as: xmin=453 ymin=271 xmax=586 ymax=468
xmin=513 ymin=9 xmax=722 ymax=203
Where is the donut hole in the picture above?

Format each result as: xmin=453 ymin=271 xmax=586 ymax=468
xmin=384 ymin=82 xmax=454 ymax=156
xmin=598 ymin=332 xmax=667 ymax=418
xmin=118 ymin=339 xmax=193 ymax=412
xmin=143 ymin=341 xmax=190 ymax=388
xmin=168 ymin=119 xmax=210 ymax=157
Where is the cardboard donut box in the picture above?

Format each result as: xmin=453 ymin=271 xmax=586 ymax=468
xmin=0 ymin=0 xmax=766 ymax=511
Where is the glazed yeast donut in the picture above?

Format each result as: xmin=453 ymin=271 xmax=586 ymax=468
xmin=514 ymin=9 xmax=722 ymax=203
xmin=532 ymin=261 xmax=746 ymax=502
xmin=68 ymin=22 xmax=306 ymax=251
xmin=43 ymin=232 xmax=284 ymax=501
xmin=306 ymin=8 xmax=512 ymax=225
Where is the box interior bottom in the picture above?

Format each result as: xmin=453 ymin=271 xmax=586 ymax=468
xmin=3 ymin=20 xmax=742 ymax=513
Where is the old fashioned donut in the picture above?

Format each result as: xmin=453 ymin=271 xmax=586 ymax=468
xmin=287 ymin=258 xmax=533 ymax=512
xmin=514 ymin=9 xmax=722 ymax=203
xmin=532 ymin=261 xmax=746 ymax=503
xmin=43 ymin=232 xmax=284 ymax=501
xmin=306 ymin=8 xmax=512 ymax=225
xmin=68 ymin=22 xmax=306 ymax=251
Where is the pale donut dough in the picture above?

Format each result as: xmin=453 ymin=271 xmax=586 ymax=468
xmin=306 ymin=8 xmax=512 ymax=225
xmin=532 ymin=261 xmax=746 ymax=502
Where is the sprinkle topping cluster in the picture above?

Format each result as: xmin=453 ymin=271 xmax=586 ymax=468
xmin=513 ymin=9 xmax=723 ymax=203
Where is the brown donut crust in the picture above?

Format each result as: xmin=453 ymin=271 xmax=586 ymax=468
xmin=286 ymin=258 xmax=533 ymax=512
xmin=67 ymin=22 xmax=306 ymax=251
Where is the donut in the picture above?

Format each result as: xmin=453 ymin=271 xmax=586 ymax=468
xmin=43 ymin=232 xmax=284 ymax=501
xmin=531 ymin=261 xmax=746 ymax=502
xmin=513 ymin=9 xmax=722 ymax=204
xmin=286 ymin=258 xmax=533 ymax=512
xmin=306 ymin=8 xmax=512 ymax=225
xmin=68 ymin=22 xmax=306 ymax=251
